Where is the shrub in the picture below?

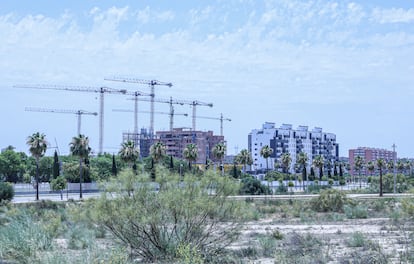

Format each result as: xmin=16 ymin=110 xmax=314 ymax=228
xmin=91 ymin=168 xmax=249 ymax=263
xmin=0 ymin=212 xmax=53 ymax=263
xmin=344 ymin=204 xmax=368 ymax=219
xmin=239 ymin=176 xmax=271 ymax=195
xmin=311 ymin=189 xmax=347 ymax=212
xmin=347 ymin=232 xmax=367 ymax=247
xmin=274 ymin=232 xmax=326 ymax=262
xmin=0 ymin=182 xmax=14 ymax=202
xmin=67 ymin=224 xmax=95 ymax=250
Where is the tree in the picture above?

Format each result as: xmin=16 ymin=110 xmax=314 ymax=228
xmin=376 ymin=158 xmax=386 ymax=197
xmin=396 ymin=161 xmax=405 ymax=174
xmin=367 ymin=161 xmax=375 ymax=177
xmin=92 ymin=169 xmax=246 ymax=262
xmin=0 ymin=149 xmax=26 ymax=182
xmin=89 ymin=154 xmax=112 ymax=181
xmin=339 ymin=163 xmax=343 ymax=177
xmin=69 ymin=134 xmax=91 ymax=199
xmin=119 ymin=140 xmax=139 ymax=168
xmin=213 ymin=142 xmax=226 ymax=175
xmin=52 ymin=150 xmax=60 ymax=179
xmin=260 ymin=145 xmax=273 ymax=172
xmin=150 ymin=142 xmax=167 ymax=163
xmin=183 ymin=143 xmax=198 ymax=171
xmin=354 ymin=156 xmax=364 ymax=188
xmin=333 ymin=162 xmax=338 ymax=179
xmin=112 ymin=154 xmax=117 ymax=176
xmin=236 ymin=149 xmax=252 ymax=173
xmin=296 ymin=152 xmax=308 ymax=190
xmin=26 ymin=132 xmax=48 ymax=200
xmin=313 ymin=155 xmax=324 ymax=180
xmin=50 ymin=176 xmax=66 ymax=200
xmin=309 ymin=167 xmax=316 ymax=181
xmin=280 ymin=153 xmax=292 ymax=174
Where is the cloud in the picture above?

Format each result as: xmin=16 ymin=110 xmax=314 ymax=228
xmin=371 ymin=7 xmax=414 ymax=24
xmin=1 ymin=1 xmax=414 ymax=156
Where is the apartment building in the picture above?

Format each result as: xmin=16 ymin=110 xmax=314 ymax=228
xmin=248 ymin=122 xmax=339 ymax=173
xmin=155 ymin=128 xmax=225 ymax=164
xmin=349 ymin=147 xmax=397 ymax=175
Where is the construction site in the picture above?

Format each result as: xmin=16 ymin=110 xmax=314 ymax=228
xmin=16 ymin=76 xmax=231 ymax=161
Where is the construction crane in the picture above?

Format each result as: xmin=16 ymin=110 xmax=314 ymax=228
xmin=128 ymin=96 xmax=213 ymax=131
xmin=14 ymin=84 xmax=127 ymax=154
xmin=25 ymin=107 xmax=98 ymax=136
xmin=104 ymin=77 xmax=172 ymax=137
xmin=122 ymin=90 xmax=152 ymax=136
xmin=195 ymin=113 xmax=231 ymax=136
xmin=113 ymin=108 xmax=188 ymax=131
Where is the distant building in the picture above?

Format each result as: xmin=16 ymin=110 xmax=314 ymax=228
xmin=122 ymin=128 xmax=152 ymax=158
xmin=248 ymin=122 xmax=339 ymax=173
xmin=155 ymin=128 xmax=225 ymax=164
xmin=349 ymin=147 xmax=396 ymax=175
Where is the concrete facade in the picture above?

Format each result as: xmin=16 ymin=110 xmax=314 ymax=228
xmin=248 ymin=122 xmax=339 ymax=173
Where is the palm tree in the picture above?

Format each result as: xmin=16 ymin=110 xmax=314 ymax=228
xmin=377 ymin=158 xmax=386 ymax=197
xmin=26 ymin=132 xmax=48 ymax=201
xmin=296 ymin=152 xmax=308 ymax=190
xmin=280 ymin=153 xmax=292 ymax=174
xmin=150 ymin=142 xmax=167 ymax=163
xmin=260 ymin=145 xmax=273 ymax=172
xmin=313 ymin=155 xmax=324 ymax=180
xmin=183 ymin=143 xmax=198 ymax=172
xmin=70 ymin=134 xmax=91 ymax=199
xmin=119 ymin=140 xmax=139 ymax=168
xmin=396 ymin=160 xmax=405 ymax=174
xmin=213 ymin=142 xmax=226 ymax=175
xmin=367 ymin=161 xmax=375 ymax=177
xmin=354 ymin=156 xmax=364 ymax=188
xmin=387 ymin=160 xmax=394 ymax=174
xmin=405 ymin=161 xmax=412 ymax=176
xmin=236 ymin=149 xmax=253 ymax=173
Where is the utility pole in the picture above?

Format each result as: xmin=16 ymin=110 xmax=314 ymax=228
xmin=392 ymin=143 xmax=397 ymax=194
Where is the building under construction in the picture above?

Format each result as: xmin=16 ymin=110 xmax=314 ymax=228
xmin=122 ymin=128 xmax=152 ymax=158
xmin=155 ymin=128 xmax=224 ymax=164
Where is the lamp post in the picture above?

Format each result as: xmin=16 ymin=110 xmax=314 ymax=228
xmin=392 ymin=143 xmax=397 ymax=194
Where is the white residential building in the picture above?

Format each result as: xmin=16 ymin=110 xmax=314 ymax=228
xmin=248 ymin=122 xmax=339 ymax=173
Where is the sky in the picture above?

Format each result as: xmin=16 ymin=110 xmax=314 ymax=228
xmin=1 ymin=0 xmax=413 ymax=158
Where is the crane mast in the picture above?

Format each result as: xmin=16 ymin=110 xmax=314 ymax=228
xmin=15 ymin=84 xmax=127 ymax=154
xmin=25 ymin=107 xmax=98 ymax=136
xmin=104 ymin=77 xmax=172 ymax=138
xmin=194 ymin=113 xmax=231 ymax=136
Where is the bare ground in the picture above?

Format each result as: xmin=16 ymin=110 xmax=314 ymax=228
xmin=233 ymin=217 xmax=412 ymax=263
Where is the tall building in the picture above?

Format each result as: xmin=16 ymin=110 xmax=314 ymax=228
xmin=349 ymin=147 xmax=397 ymax=175
xmin=155 ymin=128 xmax=225 ymax=163
xmin=248 ymin=122 xmax=339 ymax=173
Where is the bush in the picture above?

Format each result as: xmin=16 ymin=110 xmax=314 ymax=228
xmin=0 ymin=182 xmax=14 ymax=202
xmin=344 ymin=204 xmax=368 ymax=219
xmin=274 ymin=232 xmax=327 ymax=263
xmin=0 ymin=212 xmax=53 ymax=263
xmin=311 ymin=189 xmax=347 ymax=212
xmin=239 ymin=177 xmax=271 ymax=195
xmin=91 ymin=167 xmax=249 ymax=263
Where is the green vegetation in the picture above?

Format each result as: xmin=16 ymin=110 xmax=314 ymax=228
xmin=0 ymin=182 xmax=14 ymax=202
xmin=91 ymin=167 xmax=247 ymax=262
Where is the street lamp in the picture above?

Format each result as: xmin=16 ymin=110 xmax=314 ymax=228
xmin=393 ymin=143 xmax=397 ymax=194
